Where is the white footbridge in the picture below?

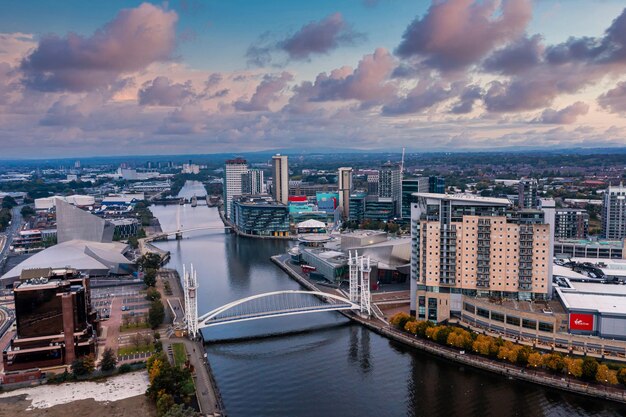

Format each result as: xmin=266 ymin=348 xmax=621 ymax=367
xmin=183 ymin=252 xmax=372 ymax=338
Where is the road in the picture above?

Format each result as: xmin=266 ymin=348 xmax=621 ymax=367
xmin=0 ymin=206 xmax=22 ymax=269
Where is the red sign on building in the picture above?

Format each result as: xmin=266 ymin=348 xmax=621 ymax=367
xmin=569 ymin=313 xmax=594 ymax=331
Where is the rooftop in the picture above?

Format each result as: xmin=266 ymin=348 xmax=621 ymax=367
xmin=414 ymin=193 xmax=511 ymax=205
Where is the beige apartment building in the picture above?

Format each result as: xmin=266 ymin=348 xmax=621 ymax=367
xmin=410 ymin=193 xmax=552 ymax=323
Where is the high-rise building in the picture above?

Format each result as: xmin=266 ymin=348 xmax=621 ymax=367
xmin=272 ymin=154 xmax=289 ymax=205
xmin=428 ymin=176 xmax=446 ymax=194
xmin=401 ymin=178 xmax=429 ymax=219
xmin=241 ymin=169 xmax=264 ymax=195
xmin=338 ymin=167 xmax=353 ymax=220
xmin=410 ymin=193 xmax=551 ymax=321
xmin=224 ymin=158 xmax=248 ymax=218
xmin=518 ymin=178 xmax=538 ymax=209
xmin=603 ymin=184 xmax=626 ymax=239
xmin=379 ymin=163 xmax=401 ymax=217
xmin=554 ymin=208 xmax=589 ymax=239
xmin=3 ymin=268 xmax=97 ymax=371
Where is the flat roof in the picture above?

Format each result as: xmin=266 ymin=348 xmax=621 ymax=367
xmin=558 ymin=290 xmax=626 ymax=315
xmin=413 ymin=193 xmax=510 ymax=205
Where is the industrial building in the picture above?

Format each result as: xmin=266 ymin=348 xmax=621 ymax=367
xmin=3 ymin=268 xmax=98 ymax=371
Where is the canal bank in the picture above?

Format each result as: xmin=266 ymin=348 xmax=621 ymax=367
xmin=271 ymin=254 xmax=626 ymax=405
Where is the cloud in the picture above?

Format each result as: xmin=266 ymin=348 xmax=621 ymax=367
xmin=138 ymin=76 xmax=196 ymax=106
xmin=382 ymin=80 xmax=458 ymax=116
xmin=450 ymin=84 xmax=483 ymax=114
xmin=246 ymin=13 xmax=365 ymax=66
xmin=482 ymin=34 xmax=543 ymax=75
xmin=534 ymin=102 xmax=589 ymax=124
xmin=395 ymin=0 xmax=532 ymax=71
xmin=234 ymin=71 xmax=293 ymax=111
xmin=20 ymin=3 xmax=177 ymax=92
xmin=598 ymin=82 xmax=626 ymax=113
xmin=287 ymin=48 xmax=396 ymax=112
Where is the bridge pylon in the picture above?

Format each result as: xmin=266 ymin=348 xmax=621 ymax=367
xmin=183 ymin=264 xmax=199 ymax=339
xmin=348 ymin=251 xmax=371 ymax=317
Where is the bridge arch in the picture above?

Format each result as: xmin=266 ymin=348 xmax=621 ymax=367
xmin=197 ymin=290 xmax=359 ymax=329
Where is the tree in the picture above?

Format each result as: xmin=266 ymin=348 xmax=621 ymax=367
xmin=582 ymin=357 xmax=599 ymax=381
xmin=146 ymin=287 xmax=162 ymax=301
xmin=156 ymin=392 xmax=175 ymax=417
xmin=527 ymin=352 xmax=543 ymax=368
xmin=617 ymin=367 xmax=626 ymax=386
xmin=596 ymin=364 xmax=618 ymax=385
xmin=162 ymin=404 xmax=200 ymax=417
xmin=72 ymin=354 xmax=96 ymax=377
xmin=100 ymin=347 xmax=117 ymax=372
xmin=389 ymin=312 xmax=414 ymax=330
xmin=1 ymin=195 xmax=16 ymax=209
xmin=542 ymin=353 xmax=565 ymax=373
xmin=149 ymin=300 xmax=165 ymax=329
xmin=20 ymin=205 xmax=36 ymax=219
xmin=144 ymin=268 xmax=157 ymax=287
xmin=139 ymin=253 xmax=162 ymax=270
xmin=564 ymin=357 xmax=583 ymax=378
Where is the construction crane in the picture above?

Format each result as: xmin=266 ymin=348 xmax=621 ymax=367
xmin=400 ymin=147 xmax=405 ymax=175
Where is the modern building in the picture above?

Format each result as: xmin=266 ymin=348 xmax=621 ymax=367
xmin=316 ymin=192 xmax=339 ymax=214
xmin=554 ymin=208 xmax=589 ymax=239
xmin=428 ymin=176 xmax=446 ymax=194
xmin=1 ymin=240 xmax=134 ymax=287
xmin=410 ymin=193 xmax=551 ymax=322
xmin=300 ymin=248 xmax=349 ymax=282
xmin=338 ymin=167 xmax=353 ymax=220
xmin=3 ymin=268 xmax=97 ymax=371
xmin=402 ymin=178 xmax=429 ymax=219
xmin=603 ymin=183 xmax=626 ymax=239
xmin=271 ymin=154 xmax=289 ymax=205
xmin=232 ymin=195 xmax=290 ymax=237
xmin=224 ymin=158 xmax=248 ymax=218
xmin=241 ymin=169 xmax=264 ymax=195
xmin=56 ymin=199 xmax=115 ymax=243
xmin=378 ymin=163 xmax=401 ymax=217
xmin=110 ymin=218 xmax=140 ymax=239
xmin=34 ymin=195 xmax=95 ymax=211
xmin=348 ymin=192 xmax=366 ymax=223
xmin=554 ymin=239 xmax=626 ymax=259
xmin=364 ymin=198 xmax=395 ymax=222
xmin=518 ymin=178 xmax=538 ymax=209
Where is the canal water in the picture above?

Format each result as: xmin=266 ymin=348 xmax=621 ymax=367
xmin=152 ymin=202 xmax=626 ymax=417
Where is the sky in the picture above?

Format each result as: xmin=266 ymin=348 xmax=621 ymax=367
xmin=1 ymin=0 xmax=626 ymax=157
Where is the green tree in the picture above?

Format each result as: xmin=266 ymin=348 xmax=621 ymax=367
xmin=100 ymin=347 xmax=117 ymax=372
xmin=72 ymin=354 xmax=96 ymax=377
xmin=20 ymin=205 xmax=36 ymax=219
xmin=146 ymin=287 xmax=162 ymax=301
xmin=582 ymin=357 xmax=599 ymax=381
xmin=1 ymin=195 xmax=16 ymax=209
xmin=149 ymin=299 xmax=165 ymax=329
xmin=162 ymin=404 xmax=200 ymax=417
xmin=156 ymin=392 xmax=175 ymax=417
xmin=616 ymin=367 xmax=626 ymax=386
xmin=144 ymin=268 xmax=157 ymax=287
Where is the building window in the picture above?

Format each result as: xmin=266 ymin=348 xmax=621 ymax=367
xmin=506 ymin=315 xmax=520 ymax=326
xmin=477 ymin=307 xmax=489 ymax=318
xmin=538 ymin=322 xmax=554 ymax=333
xmin=522 ymin=319 xmax=537 ymax=330
xmin=491 ymin=312 xmax=504 ymax=322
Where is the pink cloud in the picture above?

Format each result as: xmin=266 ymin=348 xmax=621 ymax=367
xmin=20 ymin=3 xmax=177 ymax=92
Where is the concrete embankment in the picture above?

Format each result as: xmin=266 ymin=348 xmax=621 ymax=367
xmin=271 ymin=255 xmax=626 ymax=405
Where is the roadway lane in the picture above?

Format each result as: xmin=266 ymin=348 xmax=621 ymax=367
xmin=0 ymin=206 xmax=22 ymax=268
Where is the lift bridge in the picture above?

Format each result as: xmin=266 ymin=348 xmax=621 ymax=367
xmin=182 ymin=252 xmax=372 ymax=339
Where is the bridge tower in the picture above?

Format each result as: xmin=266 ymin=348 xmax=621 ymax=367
xmin=175 ymin=204 xmax=183 ymax=240
xmin=359 ymin=256 xmax=371 ymax=317
xmin=348 ymin=251 xmax=371 ymax=317
xmin=348 ymin=251 xmax=360 ymax=303
xmin=183 ymin=264 xmax=199 ymax=338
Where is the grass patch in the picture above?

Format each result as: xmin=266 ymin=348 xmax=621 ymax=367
xmin=118 ymin=344 xmax=154 ymax=356
xmin=119 ymin=322 xmax=150 ymax=332
xmin=172 ymin=343 xmax=187 ymax=367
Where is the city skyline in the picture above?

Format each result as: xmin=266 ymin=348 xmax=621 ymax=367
xmin=2 ymin=0 xmax=626 ymax=157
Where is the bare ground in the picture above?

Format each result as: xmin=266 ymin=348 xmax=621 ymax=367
xmin=0 ymin=394 xmax=156 ymax=417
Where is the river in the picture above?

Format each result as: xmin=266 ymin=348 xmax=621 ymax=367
xmin=151 ymin=201 xmax=626 ymax=417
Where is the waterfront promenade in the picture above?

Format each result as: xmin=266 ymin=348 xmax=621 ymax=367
xmin=271 ymin=254 xmax=626 ymax=405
